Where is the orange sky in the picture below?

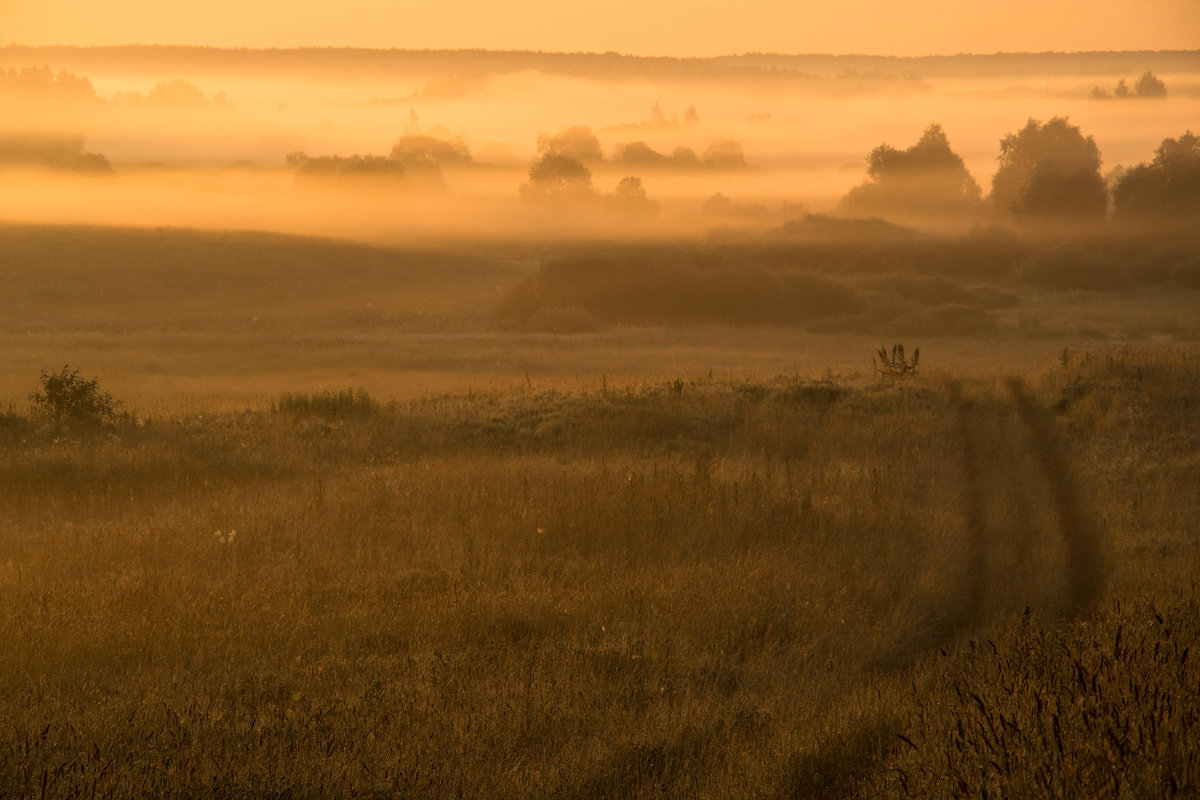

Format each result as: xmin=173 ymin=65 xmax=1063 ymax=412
xmin=2 ymin=0 xmax=1198 ymax=56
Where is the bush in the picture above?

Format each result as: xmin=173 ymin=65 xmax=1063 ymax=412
xmin=501 ymin=254 xmax=865 ymax=327
xmin=29 ymin=366 xmax=123 ymax=426
xmin=874 ymin=343 xmax=919 ymax=379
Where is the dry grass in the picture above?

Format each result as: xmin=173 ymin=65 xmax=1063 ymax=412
xmin=1 ymin=346 xmax=1198 ymax=798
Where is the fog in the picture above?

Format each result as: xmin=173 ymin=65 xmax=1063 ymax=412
xmin=2 ymin=47 xmax=1198 ymax=242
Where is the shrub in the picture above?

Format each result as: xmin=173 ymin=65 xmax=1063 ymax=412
xmin=875 ymin=344 xmax=919 ymax=379
xmin=29 ymin=366 xmax=123 ymax=426
xmin=501 ymin=254 xmax=865 ymax=327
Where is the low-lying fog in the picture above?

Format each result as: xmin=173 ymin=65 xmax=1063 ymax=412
xmin=2 ymin=47 xmax=1197 ymax=242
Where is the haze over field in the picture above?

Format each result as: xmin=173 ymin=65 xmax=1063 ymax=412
xmin=1 ymin=45 xmax=1198 ymax=241
xmin=3 ymin=4 xmax=1200 ymax=800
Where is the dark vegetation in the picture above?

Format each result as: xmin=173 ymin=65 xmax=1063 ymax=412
xmin=613 ymin=139 xmax=747 ymax=171
xmin=991 ymin=117 xmax=1107 ymax=224
xmin=28 ymin=366 xmax=124 ymax=427
xmin=286 ymin=151 xmax=407 ymax=182
xmin=1112 ymin=132 xmax=1200 ymax=225
xmin=1090 ymin=69 xmax=1169 ymax=100
xmin=1 ymin=348 xmax=1198 ymax=797
xmin=519 ymin=152 xmax=596 ymax=202
xmin=497 ymin=253 xmax=865 ymax=328
xmin=0 ymin=64 xmax=97 ymax=101
xmin=0 ymin=132 xmax=111 ymax=172
xmin=496 ymin=224 xmax=1200 ymax=334
xmin=837 ymin=119 xmax=1197 ymax=236
xmin=840 ymin=123 xmax=981 ymax=216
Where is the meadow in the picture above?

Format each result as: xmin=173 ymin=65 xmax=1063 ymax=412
xmin=2 ymin=220 xmax=1199 ymax=797
xmin=2 ymin=344 xmax=1198 ymax=798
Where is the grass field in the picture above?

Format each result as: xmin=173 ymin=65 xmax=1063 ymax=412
xmin=2 ymin=343 xmax=1198 ymax=798
xmin=1 ymin=222 xmax=1199 ymax=797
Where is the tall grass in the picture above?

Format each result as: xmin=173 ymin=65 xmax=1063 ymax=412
xmin=1 ymin=348 xmax=1197 ymax=797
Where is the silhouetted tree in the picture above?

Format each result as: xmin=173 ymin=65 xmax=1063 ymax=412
xmin=536 ymin=126 xmax=602 ymax=163
xmin=701 ymin=192 xmax=771 ymax=221
xmin=649 ymin=101 xmax=670 ymax=126
xmin=519 ymin=152 xmax=594 ymax=201
xmin=613 ymin=141 xmax=670 ymax=167
xmin=1113 ymin=131 xmax=1200 ymax=223
xmin=614 ymin=142 xmax=709 ymax=171
xmin=990 ymin=117 xmax=1107 ymax=222
xmin=608 ymin=176 xmax=659 ymax=216
xmin=702 ymin=140 xmax=746 ymax=169
xmin=287 ymin=152 xmax=406 ymax=183
xmin=841 ymin=123 xmax=981 ymax=215
xmin=389 ymin=134 xmax=472 ymax=167
xmin=671 ymin=147 xmax=701 ymax=167
xmin=0 ymin=132 xmax=111 ymax=173
xmin=0 ymin=66 xmax=97 ymax=101
xmin=1134 ymin=70 xmax=1167 ymax=98
xmin=147 ymin=80 xmax=209 ymax=106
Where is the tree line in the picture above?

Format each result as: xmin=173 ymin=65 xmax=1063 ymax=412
xmin=840 ymin=118 xmax=1198 ymax=228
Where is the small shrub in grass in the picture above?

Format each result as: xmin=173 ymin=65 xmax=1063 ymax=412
xmin=29 ymin=365 xmax=123 ymax=426
xmin=874 ymin=344 xmax=919 ymax=380
xmin=276 ymin=388 xmax=377 ymax=418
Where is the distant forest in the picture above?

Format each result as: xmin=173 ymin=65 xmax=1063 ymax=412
xmin=2 ymin=46 xmax=1198 ymax=83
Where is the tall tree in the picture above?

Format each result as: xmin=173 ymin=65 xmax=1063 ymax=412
xmin=841 ymin=123 xmax=981 ymax=216
xmin=990 ymin=117 xmax=1107 ymax=223
xmin=1113 ymin=131 xmax=1200 ymax=223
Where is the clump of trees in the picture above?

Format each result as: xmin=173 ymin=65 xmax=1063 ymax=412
xmin=535 ymin=126 xmax=604 ymax=163
xmin=519 ymin=152 xmax=596 ymax=202
xmin=1112 ymin=131 xmax=1200 ymax=224
xmin=0 ymin=132 xmax=111 ymax=173
xmin=0 ymin=66 xmax=97 ymax=101
xmin=1089 ymin=71 xmax=1167 ymax=100
xmin=612 ymin=139 xmax=746 ymax=171
xmin=114 ymin=79 xmax=227 ymax=107
xmin=286 ymin=152 xmax=407 ymax=183
xmin=990 ymin=117 xmax=1107 ymax=223
xmin=519 ymin=134 xmax=661 ymax=216
xmin=286 ymin=131 xmax=474 ymax=189
xmin=608 ymin=176 xmax=659 ymax=217
xmin=840 ymin=123 xmax=981 ymax=216
xmin=389 ymin=134 xmax=472 ymax=168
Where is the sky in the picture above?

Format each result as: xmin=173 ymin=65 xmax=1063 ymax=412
xmin=2 ymin=0 xmax=1198 ymax=56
